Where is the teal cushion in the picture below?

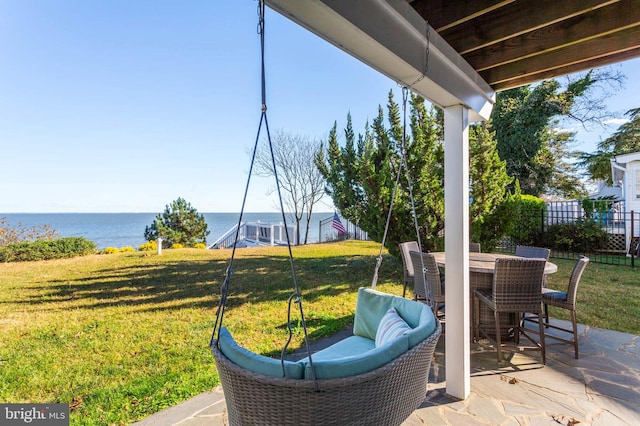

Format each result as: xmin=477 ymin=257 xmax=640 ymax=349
xmin=375 ymin=308 xmax=411 ymax=347
xmin=353 ymin=287 xmax=431 ymax=342
xmin=217 ymin=327 xmax=304 ymax=379
xmin=404 ymin=305 xmax=437 ymax=348
xmin=301 ymin=334 xmax=409 ymax=379
xmin=308 ymin=335 xmax=375 ymax=361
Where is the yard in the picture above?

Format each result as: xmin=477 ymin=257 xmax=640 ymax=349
xmin=0 ymin=240 xmax=638 ymax=424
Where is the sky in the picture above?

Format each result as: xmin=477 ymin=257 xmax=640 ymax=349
xmin=1 ymin=1 xmax=639 ymax=213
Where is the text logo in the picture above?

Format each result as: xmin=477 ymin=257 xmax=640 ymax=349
xmin=1 ymin=404 xmax=69 ymax=425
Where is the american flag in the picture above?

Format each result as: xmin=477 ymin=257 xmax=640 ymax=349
xmin=332 ymin=212 xmax=347 ymax=234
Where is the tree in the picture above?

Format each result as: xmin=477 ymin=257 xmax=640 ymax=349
xmin=317 ymin=91 xmax=446 ymax=255
xmin=546 ymin=124 xmax=587 ymax=198
xmin=469 ymin=121 xmax=517 ymax=251
xmin=144 ymin=198 xmax=209 ymax=247
xmin=492 ymin=70 xmax=622 ymax=196
xmin=253 ymin=130 xmax=327 ymax=245
xmin=578 ymin=108 xmax=640 ymax=183
xmin=318 ymin=91 xmax=516 ymax=255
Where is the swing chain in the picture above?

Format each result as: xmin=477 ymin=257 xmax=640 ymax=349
xmin=212 ymin=0 xmax=317 ymax=388
xmin=400 ymin=86 xmax=431 ymax=306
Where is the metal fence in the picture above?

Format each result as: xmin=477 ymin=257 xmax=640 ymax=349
xmin=497 ymin=200 xmax=640 ymax=267
xmin=318 ymin=214 xmax=369 ymax=243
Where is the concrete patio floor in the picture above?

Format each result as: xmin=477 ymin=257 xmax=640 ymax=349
xmin=134 ymin=319 xmax=640 ymax=425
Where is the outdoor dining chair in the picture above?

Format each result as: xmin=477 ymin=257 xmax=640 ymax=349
xmin=474 ymin=257 xmax=547 ymax=364
xmin=409 ymin=251 xmax=445 ymax=320
xmin=399 ymin=241 xmax=419 ymax=297
xmin=515 ymin=245 xmax=551 ymax=288
xmin=524 ymin=256 xmax=590 ymax=359
xmin=469 ymin=242 xmax=481 ymax=253
xmin=515 ymin=245 xmax=550 ymax=260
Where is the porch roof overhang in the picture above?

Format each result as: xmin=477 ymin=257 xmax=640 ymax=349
xmin=264 ymin=0 xmax=496 ymax=122
xmin=264 ymin=0 xmax=640 ymax=121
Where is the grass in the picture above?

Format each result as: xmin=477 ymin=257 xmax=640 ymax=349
xmin=543 ymin=257 xmax=640 ymax=333
xmin=0 ymin=240 xmax=403 ymax=425
xmin=1 ymin=241 xmax=638 ymax=425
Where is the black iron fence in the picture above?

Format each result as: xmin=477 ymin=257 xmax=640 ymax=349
xmin=498 ymin=200 xmax=640 ymax=267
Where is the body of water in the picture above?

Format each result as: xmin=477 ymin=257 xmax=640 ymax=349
xmin=1 ymin=212 xmax=333 ymax=249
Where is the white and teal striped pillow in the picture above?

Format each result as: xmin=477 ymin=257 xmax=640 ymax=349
xmin=375 ymin=308 xmax=412 ymax=348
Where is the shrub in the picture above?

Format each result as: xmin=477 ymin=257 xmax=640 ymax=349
xmin=119 ymin=246 xmax=135 ymax=252
xmin=101 ymin=247 xmax=119 ymax=255
xmin=138 ymin=241 xmax=157 ymax=252
xmin=543 ymin=218 xmax=608 ymax=253
xmin=193 ymin=243 xmax=206 ymax=249
xmin=0 ymin=217 xmax=58 ymax=247
xmin=508 ymin=194 xmax=545 ymax=246
xmin=171 ymin=243 xmax=184 ymax=249
xmin=0 ymin=237 xmax=97 ymax=262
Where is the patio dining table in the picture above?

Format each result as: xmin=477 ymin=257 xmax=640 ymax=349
xmin=431 ymin=252 xmax=557 ymax=338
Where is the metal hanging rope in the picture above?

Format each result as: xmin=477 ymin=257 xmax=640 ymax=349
xmin=211 ymin=0 xmax=317 ymax=388
xmin=371 ymin=87 xmax=431 ymax=305
xmin=399 ymin=87 xmax=431 ymax=305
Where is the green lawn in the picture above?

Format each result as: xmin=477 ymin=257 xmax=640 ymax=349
xmin=0 ymin=240 xmax=638 ymax=425
xmin=0 ymin=241 xmax=402 ymax=425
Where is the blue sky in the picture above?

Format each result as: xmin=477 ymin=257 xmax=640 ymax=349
xmin=1 ymin=1 xmax=639 ymax=213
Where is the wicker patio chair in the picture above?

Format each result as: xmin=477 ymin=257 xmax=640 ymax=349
xmin=469 ymin=242 xmax=481 ymax=253
xmin=515 ymin=245 xmax=551 ymax=288
xmin=515 ymin=245 xmax=550 ymax=260
xmin=474 ymin=258 xmax=547 ymax=364
xmin=524 ymin=256 xmax=589 ymax=359
xmin=399 ymin=241 xmax=419 ymax=298
xmin=409 ymin=251 xmax=445 ymax=318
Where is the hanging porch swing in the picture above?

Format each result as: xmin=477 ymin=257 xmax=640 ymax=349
xmin=209 ymin=3 xmax=441 ymax=425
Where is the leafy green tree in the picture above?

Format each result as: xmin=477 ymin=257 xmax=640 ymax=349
xmin=144 ymin=198 xmax=209 ymax=247
xmin=492 ymin=73 xmax=597 ymax=196
xmin=469 ymin=121 xmax=516 ymax=251
xmin=578 ymin=108 xmax=640 ymax=183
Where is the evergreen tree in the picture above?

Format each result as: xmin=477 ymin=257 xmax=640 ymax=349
xmin=318 ymin=91 xmax=516 ymax=255
xmin=317 ymin=91 xmax=447 ymax=254
xmin=144 ymin=197 xmax=209 ymax=247
xmin=469 ymin=121 xmax=517 ymax=251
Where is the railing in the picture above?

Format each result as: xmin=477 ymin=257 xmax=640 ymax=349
xmin=318 ymin=214 xmax=369 ymax=243
xmin=498 ymin=202 xmax=640 ymax=267
xmin=209 ymin=221 xmax=297 ymax=249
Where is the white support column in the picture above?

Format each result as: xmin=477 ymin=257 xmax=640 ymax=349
xmin=444 ymin=104 xmax=470 ymax=399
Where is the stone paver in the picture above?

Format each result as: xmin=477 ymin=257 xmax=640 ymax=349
xmin=132 ymin=319 xmax=640 ymax=426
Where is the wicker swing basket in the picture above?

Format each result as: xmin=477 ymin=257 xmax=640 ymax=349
xmin=211 ymin=319 xmax=441 ymax=426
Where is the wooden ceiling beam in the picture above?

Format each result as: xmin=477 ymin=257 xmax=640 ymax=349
xmin=483 ymin=27 xmax=640 ymax=87
xmin=438 ymin=0 xmax=619 ymax=54
xmin=491 ymin=47 xmax=640 ymax=90
xmin=464 ymin=0 xmax=640 ymax=71
xmin=407 ymin=0 xmax=513 ymax=32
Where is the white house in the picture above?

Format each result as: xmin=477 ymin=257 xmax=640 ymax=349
xmin=610 ymin=152 xmax=640 ymax=253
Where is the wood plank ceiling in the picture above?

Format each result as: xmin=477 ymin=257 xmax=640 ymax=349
xmin=406 ymin=0 xmax=640 ymax=90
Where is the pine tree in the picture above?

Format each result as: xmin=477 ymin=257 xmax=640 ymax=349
xmin=144 ymin=198 xmax=209 ymax=247
xmin=469 ymin=121 xmax=517 ymax=251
